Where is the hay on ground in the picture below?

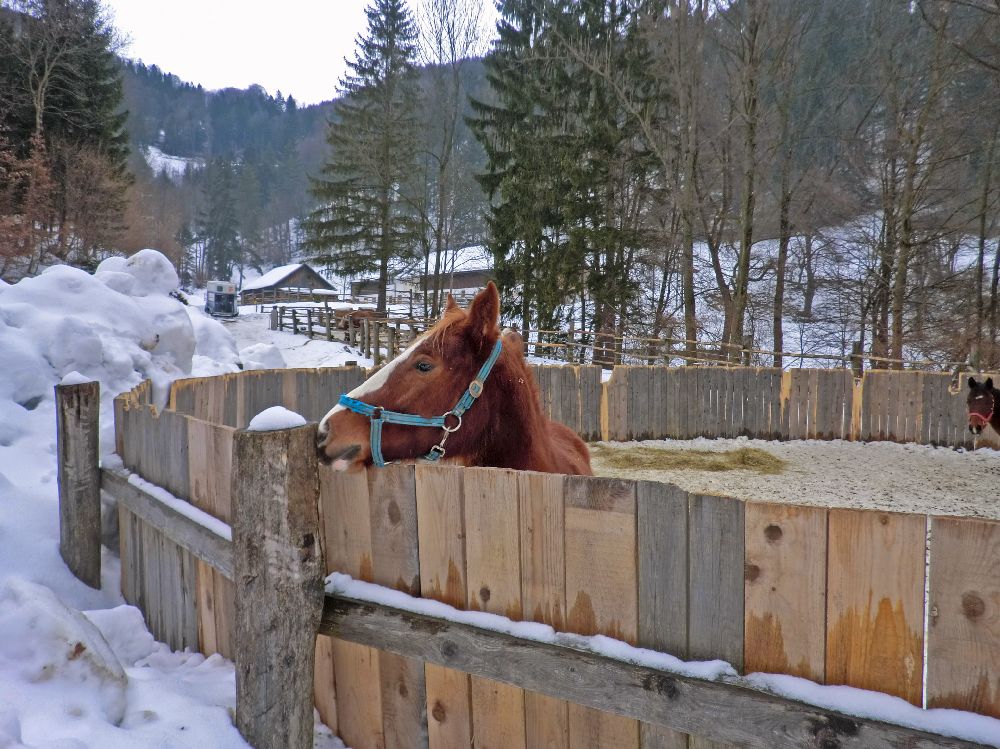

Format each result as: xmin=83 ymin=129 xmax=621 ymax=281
xmin=589 ymin=444 xmax=786 ymax=475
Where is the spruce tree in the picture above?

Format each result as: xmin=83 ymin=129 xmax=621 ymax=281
xmin=198 ymin=158 xmax=241 ymax=281
xmin=471 ymin=1 xmax=661 ymax=359
xmin=304 ymin=0 xmax=421 ymax=312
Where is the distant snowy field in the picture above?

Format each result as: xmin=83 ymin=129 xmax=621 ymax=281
xmin=0 ymin=253 xmax=998 ymax=747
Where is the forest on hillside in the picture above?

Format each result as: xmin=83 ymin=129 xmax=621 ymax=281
xmin=1 ymin=0 xmax=999 ymax=369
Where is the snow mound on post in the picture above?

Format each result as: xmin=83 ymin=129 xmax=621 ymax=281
xmin=247 ymin=406 xmax=307 ymax=432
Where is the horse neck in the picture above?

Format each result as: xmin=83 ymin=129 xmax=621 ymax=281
xmin=468 ymin=358 xmax=557 ymax=470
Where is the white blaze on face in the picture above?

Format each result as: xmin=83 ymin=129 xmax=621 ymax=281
xmin=318 ymin=338 xmax=423 ymax=436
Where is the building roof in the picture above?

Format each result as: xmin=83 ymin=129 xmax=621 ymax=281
xmin=241 ymin=263 xmax=332 ymax=292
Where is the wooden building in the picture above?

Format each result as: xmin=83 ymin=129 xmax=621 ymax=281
xmin=240 ymin=263 xmax=336 ymax=305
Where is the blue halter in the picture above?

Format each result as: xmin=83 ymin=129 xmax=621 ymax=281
xmin=338 ymin=337 xmax=504 ymax=467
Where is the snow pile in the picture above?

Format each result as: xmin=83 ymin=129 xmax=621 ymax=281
xmin=247 ymin=406 xmax=307 ymax=432
xmin=185 ymin=307 xmax=242 ymax=377
xmin=0 ymin=580 xmax=251 ymax=748
xmin=0 ymin=249 xmax=246 ymax=451
xmin=238 ymin=342 xmax=286 ymax=370
xmin=0 ymin=580 xmax=127 ymax=726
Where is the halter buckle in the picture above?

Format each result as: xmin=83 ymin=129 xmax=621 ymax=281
xmin=428 ymin=444 xmax=446 ymax=459
xmin=468 ymin=379 xmax=484 ymax=398
xmin=442 ymin=411 xmax=462 ymax=432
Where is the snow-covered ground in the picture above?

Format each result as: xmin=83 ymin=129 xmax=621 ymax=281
xmin=1 ymin=253 xmax=998 ymax=747
xmin=592 ymin=437 xmax=1000 ymax=520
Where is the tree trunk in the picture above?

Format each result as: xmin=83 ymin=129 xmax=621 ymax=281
xmin=729 ymin=0 xmax=761 ymax=362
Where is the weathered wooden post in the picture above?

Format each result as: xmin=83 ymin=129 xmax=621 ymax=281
xmin=231 ymin=423 xmax=324 ymax=749
xmin=348 ymin=315 xmax=358 ymax=348
xmin=373 ymin=320 xmax=382 ymax=366
xmin=291 ymin=309 xmax=299 ymax=335
xmin=324 ymin=311 xmax=333 ymax=342
xmin=306 ymin=308 xmax=314 ymax=339
xmin=388 ymin=324 xmax=397 ymax=358
xmin=277 ymin=306 xmax=286 ymax=332
xmin=56 ymin=381 xmax=102 ymax=588
xmin=269 ymin=308 xmax=278 ymax=331
xmin=362 ymin=318 xmax=371 ymax=359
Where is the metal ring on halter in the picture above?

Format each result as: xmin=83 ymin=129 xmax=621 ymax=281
xmin=442 ymin=412 xmax=462 ymax=432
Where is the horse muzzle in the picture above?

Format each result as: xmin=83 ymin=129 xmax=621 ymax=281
xmin=316 ymin=420 xmax=367 ymax=470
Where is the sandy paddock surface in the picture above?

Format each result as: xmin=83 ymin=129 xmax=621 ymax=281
xmin=590 ymin=437 xmax=1000 ymax=520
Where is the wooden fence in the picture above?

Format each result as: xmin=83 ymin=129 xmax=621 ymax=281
xmin=165 ymin=364 xmax=999 ymax=450
xmin=82 ymin=367 xmax=1000 ymax=749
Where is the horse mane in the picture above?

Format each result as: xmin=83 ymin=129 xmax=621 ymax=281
xmin=423 ymin=306 xmax=472 ymax=353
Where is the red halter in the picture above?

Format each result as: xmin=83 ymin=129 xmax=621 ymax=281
xmin=969 ymin=391 xmax=995 ymax=428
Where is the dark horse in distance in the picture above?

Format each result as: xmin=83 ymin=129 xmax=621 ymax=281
xmin=967 ymin=376 xmax=999 ymax=436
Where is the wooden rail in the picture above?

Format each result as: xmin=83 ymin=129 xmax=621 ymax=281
xmin=322 ymin=597 xmax=986 ymax=749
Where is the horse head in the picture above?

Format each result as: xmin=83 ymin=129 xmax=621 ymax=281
xmin=317 ymin=283 xmax=507 ymax=470
xmin=967 ymin=376 xmax=996 ymax=436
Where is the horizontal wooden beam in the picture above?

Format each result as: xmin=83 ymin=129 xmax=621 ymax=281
xmin=101 ymin=467 xmax=234 ymax=579
xmin=321 ymin=595 xmax=990 ymax=749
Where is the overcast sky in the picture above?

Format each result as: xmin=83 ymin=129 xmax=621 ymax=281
xmin=104 ymin=1 xmax=494 ymax=106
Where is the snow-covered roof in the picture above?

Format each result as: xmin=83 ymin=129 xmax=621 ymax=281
xmin=450 ymin=245 xmax=492 ymax=272
xmin=241 ymin=263 xmax=307 ymax=291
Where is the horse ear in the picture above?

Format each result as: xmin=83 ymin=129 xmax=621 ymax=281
xmin=445 ymin=293 xmax=458 ymax=312
xmin=502 ymin=327 xmax=525 ymax=358
xmin=467 ymin=282 xmax=500 ymax=345
xmin=987 ymin=377 xmax=994 ymax=390
xmin=969 ymin=377 xmax=978 ymax=389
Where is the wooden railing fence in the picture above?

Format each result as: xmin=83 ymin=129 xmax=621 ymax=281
xmin=163 ymin=363 xmax=1000 ymax=450
xmin=60 ymin=368 xmax=999 ymax=749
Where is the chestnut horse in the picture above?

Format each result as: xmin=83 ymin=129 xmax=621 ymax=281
xmin=317 ymin=283 xmax=592 ymax=475
xmin=967 ymin=376 xmax=999 ymax=436
xmin=336 ymin=308 xmax=382 ymax=331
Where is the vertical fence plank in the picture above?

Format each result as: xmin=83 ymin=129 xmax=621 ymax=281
xmin=318 ymin=466 xmax=385 ymax=749
xmin=765 ymin=369 xmax=782 ymax=440
xmin=579 ymin=366 xmax=602 ymax=441
xmin=927 ymin=516 xmax=1000 ymax=718
xmin=826 ymin=509 xmax=926 ymax=705
xmin=565 ymin=476 xmax=639 ymax=749
xmin=688 ymin=494 xmax=745 ymax=669
xmin=368 ymin=465 xmax=428 ymax=749
xmin=688 ymin=493 xmax=744 ymax=749
xmin=314 ymin=630 xmax=338 ymax=735
xmin=638 ymin=481 xmax=690 ymax=749
xmin=416 ymin=465 xmax=473 ymax=749
xmin=465 ymin=468 xmax=526 ymax=749
xmin=607 ymin=368 xmax=629 ymax=441
xmin=744 ymin=503 xmax=827 ymax=681
xmin=518 ymin=471 xmax=570 ymax=749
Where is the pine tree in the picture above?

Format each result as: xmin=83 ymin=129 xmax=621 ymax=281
xmin=304 ymin=0 xmax=421 ymax=312
xmin=0 ymin=0 xmax=129 ymax=267
xmin=197 ymin=158 xmax=241 ymax=281
xmin=470 ymin=1 xmax=661 ymax=360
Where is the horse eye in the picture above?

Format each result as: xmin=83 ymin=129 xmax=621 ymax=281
xmin=415 ymin=360 xmax=434 ymax=373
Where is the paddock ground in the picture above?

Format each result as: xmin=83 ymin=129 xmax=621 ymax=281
xmin=589 ymin=437 xmax=1000 ymax=520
